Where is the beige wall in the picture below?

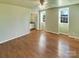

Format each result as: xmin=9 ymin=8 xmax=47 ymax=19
xmin=46 ymin=8 xmax=58 ymax=33
xmin=45 ymin=7 xmax=69 ymax=34
xmin=69 ymin=4 xmax=79 ymax=37
xmin=0 ymin=3 xmax=31 ymax=43
xmin=45 ymin=4 xmax=79 ymax=38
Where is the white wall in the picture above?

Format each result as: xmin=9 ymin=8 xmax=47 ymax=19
xmin=41 ymin=4 xmax=79 ymax=38
xmin=69 ymin=4 xmax=79 ymax=37
xmin=46 ymin=8 xmax=58 ymax=33
xmin=0 ymin=4 xmax=31 ymax=43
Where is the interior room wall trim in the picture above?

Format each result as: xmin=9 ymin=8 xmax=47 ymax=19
xmin=45 ymin=30 xmax=79 ymax=41
xmin=0 ymin=32 xmax=30 ymax=44
xmin=45 ymin=30 xmax=59 ymax=35
xmin=69 ymin=35 xmax=79 ymax=40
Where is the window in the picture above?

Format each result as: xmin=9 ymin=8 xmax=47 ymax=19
xmin=60 ymin=8 xmax=69 ymax=23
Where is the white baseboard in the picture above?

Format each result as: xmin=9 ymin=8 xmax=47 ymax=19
xmin=69 ymin=35 xmax=79 ymax=40
xmin=1 ymin=30 xmax=78 ymax=44
xmin=59 ymin=32 xmax=69 ymax=36
xmin=0 ymin=32 xmax=30 ymax=44
xmin=46 ymin=30 xmax=79 ymax=40
xmin=45 ymin=30 xmax=59 ymax=35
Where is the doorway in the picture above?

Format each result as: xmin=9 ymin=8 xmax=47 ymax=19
xmin=58 ymin=8 xmax=69 ymax=34
xmin=39 ymin=11 xmax=46 ymax=30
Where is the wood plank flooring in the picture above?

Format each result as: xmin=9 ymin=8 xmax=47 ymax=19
xmin=0 ymin=30 xmax=79 ymax=58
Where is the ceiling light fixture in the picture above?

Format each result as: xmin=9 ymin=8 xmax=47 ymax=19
xmin=39 ymin=0 xmax=47 ymax=10
xmin=40 ymin=0 xmax=44 ymax=5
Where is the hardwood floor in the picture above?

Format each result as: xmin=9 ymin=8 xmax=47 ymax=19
xmin=0 ymin=30 xmax=79 ymax=58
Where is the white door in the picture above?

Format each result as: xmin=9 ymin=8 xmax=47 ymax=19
xmin=58 ymin=8 xmax=69 ymax=34
xmin=40 ymin=11 xmax=46 ymax=30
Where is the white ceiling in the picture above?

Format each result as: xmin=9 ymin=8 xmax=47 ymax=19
xmin=0 ymin=0 xmax=40 ymax=9
xmin=46 ymin=0 xmax=79 ymax=8
xmin=0 ymin=0 xmax=79 ymax=9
